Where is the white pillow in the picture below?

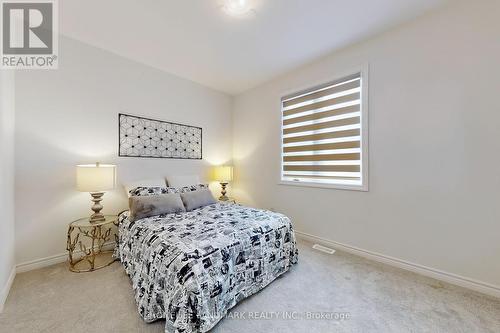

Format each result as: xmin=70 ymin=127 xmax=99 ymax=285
xmin=123 ymin=179 xmax=166 ymax=197
xmin=167 ymin=175 xmax=200 ymax=188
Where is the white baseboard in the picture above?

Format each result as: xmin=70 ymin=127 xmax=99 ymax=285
xmin=16 ymin=252 xmax=69 ymax=274
xmin=295 ymin=230 xmax=500 ymax=299
xmin=0 ymin=267 xmax=16 ymax=313
xmin=13 ymin=233 xmax=500 ymax=300
xmin=16 ymin=242 xmax=116 ymax=274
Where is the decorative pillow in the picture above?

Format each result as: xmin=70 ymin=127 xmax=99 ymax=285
xmin=129 ymin=186 xmax=178 ymax=197
xmin=180 ymin=189 xmax=217 ymax=211
xmin=177 ymin=183 xmax=209 ymax=193
xmin=123 ymin=179 xmax=166 ymax=197
xmin=128 ymin=193 xmax=185 ymax=222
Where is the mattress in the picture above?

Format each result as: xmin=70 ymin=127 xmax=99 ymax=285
xmin=115 ymin=202 xmax=298 ymax=332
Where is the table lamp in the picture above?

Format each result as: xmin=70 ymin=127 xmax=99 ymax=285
xmin=214 ymin=165 xmax=233 ymax=201
xmin=76 ymin=162 xmax=116 ymax=223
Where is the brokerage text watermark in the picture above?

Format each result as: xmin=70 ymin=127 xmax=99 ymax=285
xmin=206 ymin=311 xmax=351 ymax=321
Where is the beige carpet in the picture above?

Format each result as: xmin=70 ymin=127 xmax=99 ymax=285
xmin=1 ymin=240 xmax=499 ymax=333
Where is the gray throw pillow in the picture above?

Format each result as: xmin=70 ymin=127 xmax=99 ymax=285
xmin=181 ymin=189 xmax=217 ymax=211
xmin=129 ymin=193 xmax=185 ymax=222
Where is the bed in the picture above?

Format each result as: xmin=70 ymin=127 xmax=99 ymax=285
xmin=114 ymin=190 xmax=298 ymax=333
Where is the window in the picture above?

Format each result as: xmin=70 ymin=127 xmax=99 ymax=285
xmin=280 ymin=71 xmax=368 ymax=190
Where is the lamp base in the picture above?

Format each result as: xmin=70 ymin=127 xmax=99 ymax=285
xmin=89 ymin=192 xmax=106 ymax=223
xmin=89 ymin=213 xmax=106 ymax=223
xmin=219 ymin=182 xmax=229 ymax=201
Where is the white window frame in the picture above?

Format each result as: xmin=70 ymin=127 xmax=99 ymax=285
xmin=278 ymin=65 xmax=369 ymax=191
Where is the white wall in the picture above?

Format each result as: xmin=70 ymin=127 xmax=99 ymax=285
xmin=232 ymin=0 xmax=500 ymax=288
xmin=0 ymin=71 xmax=16 ymax=311
xmin=15 ymin=37 xmax=233 ymax=265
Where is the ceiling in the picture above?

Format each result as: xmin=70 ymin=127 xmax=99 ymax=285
xmin=60 ymin=0 xmax=449 ymax=95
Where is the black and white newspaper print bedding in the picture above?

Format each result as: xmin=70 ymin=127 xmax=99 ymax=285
xmin=115 ymin=202 xmax=298 ymax=332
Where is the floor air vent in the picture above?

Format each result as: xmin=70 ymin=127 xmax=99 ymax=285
xmin=312 ymin=244 xmax=336 ymax=254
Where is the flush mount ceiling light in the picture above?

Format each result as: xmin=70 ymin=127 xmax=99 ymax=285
xmin=223 ymin=0 xmax=253 ymax=17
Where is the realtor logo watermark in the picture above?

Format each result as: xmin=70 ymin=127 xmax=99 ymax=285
xmin=1 ymin=0 xmax=58 ymax=69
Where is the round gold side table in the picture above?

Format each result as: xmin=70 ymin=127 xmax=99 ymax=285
xmin=66 ymin=215 xmax=117 ymax=273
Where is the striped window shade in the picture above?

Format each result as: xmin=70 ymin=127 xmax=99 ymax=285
xmin=281 ymin=72 xmax=367 ymax=189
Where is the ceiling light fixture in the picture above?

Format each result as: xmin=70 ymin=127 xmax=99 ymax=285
xmin=223 ymin=0 xmax=252 ymax=16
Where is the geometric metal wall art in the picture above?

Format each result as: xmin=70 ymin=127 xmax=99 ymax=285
xmin=118 ymin=113 xmax=202 ymax=159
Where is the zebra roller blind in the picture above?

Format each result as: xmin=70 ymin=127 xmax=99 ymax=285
xmin=281 ymin=72 xmax=365 ymax=187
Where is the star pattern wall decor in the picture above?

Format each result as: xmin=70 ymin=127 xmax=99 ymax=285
xmin=119 ymin=113 xmax=202 ymax=159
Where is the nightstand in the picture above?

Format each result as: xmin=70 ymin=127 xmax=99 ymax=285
xmin=66 ymin=215 xmax=117 ymax=273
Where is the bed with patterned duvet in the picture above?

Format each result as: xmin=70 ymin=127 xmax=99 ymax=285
xmin=115 ymin=196 xmax=298 ymax=332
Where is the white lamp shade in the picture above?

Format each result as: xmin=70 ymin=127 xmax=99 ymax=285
xmin=76 ymin=163 xmax=116 ymax=192
xmin=214 ymin=166 xmax=233 ymax=182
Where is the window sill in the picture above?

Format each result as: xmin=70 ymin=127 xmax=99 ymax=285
xmin=278 ymin=180 xmax=368 ymax=192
